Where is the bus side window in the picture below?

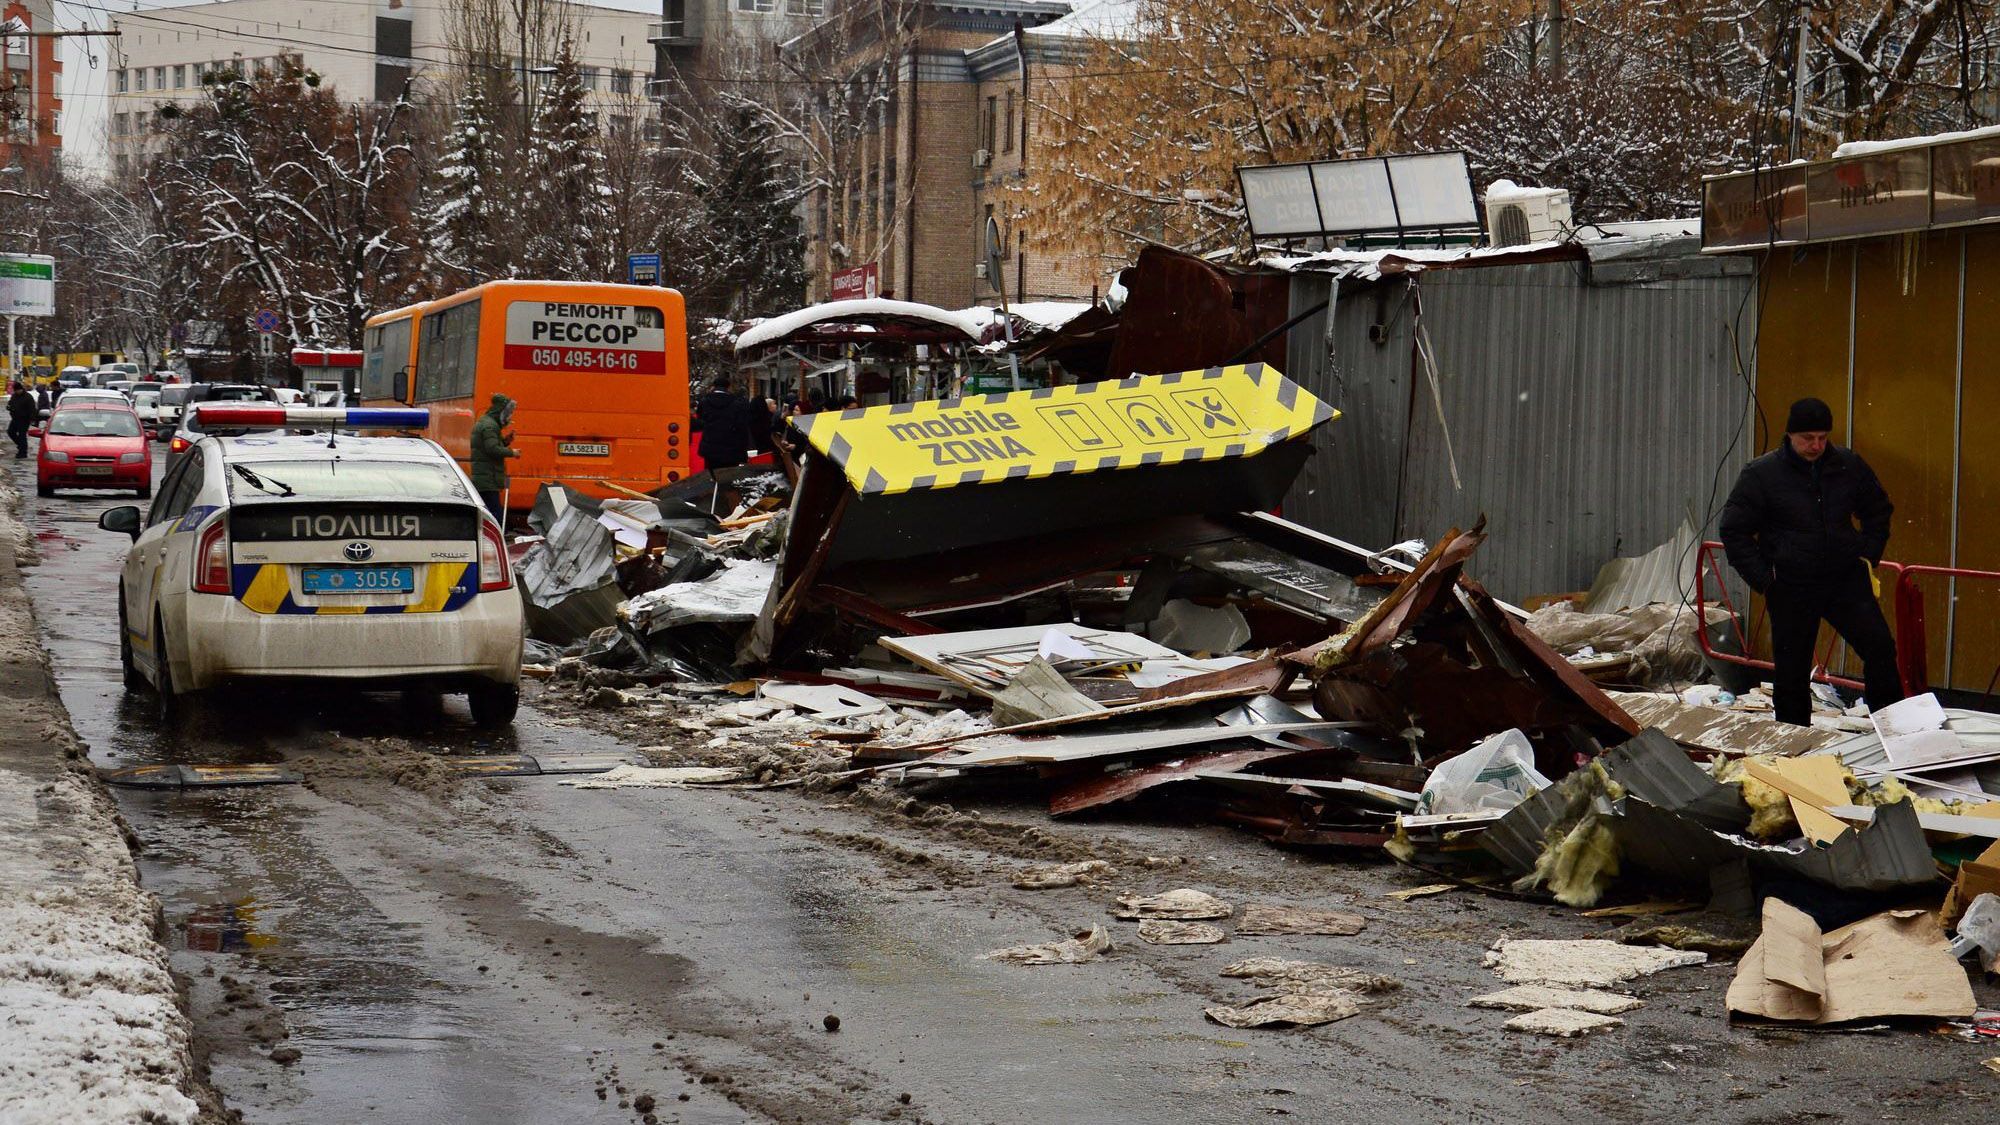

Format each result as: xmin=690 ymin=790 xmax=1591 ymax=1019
xmin=416 ymin=302 xmax=480 ymax=403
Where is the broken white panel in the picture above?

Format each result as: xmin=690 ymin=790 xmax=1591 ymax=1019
xmin=1125 ymin=656 xmax=1253 ymax=690
xmin=620 ymin=559 xmax=777 ymax=633
xmin=1874 ymin=693 xmax=1969 ymax=769
xmin=1503 ymin=1007 xmax=1624 ymax=1037
xmin=883 ymin=624 xmax=1183 ymax=693
xmin=1148 ymin=599 xmax=1252 ymax=654
xmin=1467 ymin=985 xmax=1643 ymax=1015
xmin=1483 ymin=939 xmax=1706 ymax=987
xmin=757 ymin=682 xmax=890 ymax=719
xmin=1036 ymin=629 xmax=1100 ymax=663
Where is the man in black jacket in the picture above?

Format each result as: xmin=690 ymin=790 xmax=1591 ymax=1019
xmin=6 ymin=381 xmax=35 ymax=457
xmin=693 ymin=376 xmax=752 ymax=472
xmin=1719 ymin=397 xmax=1902 ymax=726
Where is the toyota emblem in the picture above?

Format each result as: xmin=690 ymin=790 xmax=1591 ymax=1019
xmin=343 ymin=541 xmax=374 ymax=563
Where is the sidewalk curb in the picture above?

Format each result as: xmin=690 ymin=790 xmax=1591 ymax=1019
xmin=0 ymin=473 xmax=210 ymax=1123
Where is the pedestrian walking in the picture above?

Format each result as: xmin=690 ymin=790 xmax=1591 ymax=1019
xmin=6 ymin=382 xmax=34 ymax=458
xmin=1719 ymin=396 xmax=1903 ymax=726
xmin=468 ymin=393 xmax=519 ymax=522
xmin=693 ymin=375 xmax=752 ymax=472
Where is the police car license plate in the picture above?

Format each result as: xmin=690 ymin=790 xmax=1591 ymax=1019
xmin=302 ymin=567 xmax=414 ymax=593
xmin=558 ymin=442 xmax=610 ymax=457
xmin=76 ymin=465 xmax=113 ymax=476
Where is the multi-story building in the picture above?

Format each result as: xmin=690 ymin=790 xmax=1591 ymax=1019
xmin=106 ymin=0 xmax=656 ymax=173
xmin=0 ymin=0 xmax=62 ymax=168
xmin=788 ymin=0 xmax=1120 ymax=311
xmin=648 ymin=0 xmax=827 ymax=86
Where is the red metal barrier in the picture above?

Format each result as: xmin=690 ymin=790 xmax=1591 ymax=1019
xmin=1891 ymin=564 xmax=2000 ymax=695
xmin=1697 ymin=542 xmax=2000 ymax=697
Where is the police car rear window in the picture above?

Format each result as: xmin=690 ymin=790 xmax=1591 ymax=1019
xmin=225 ymin=460 xmax=466 ymax=501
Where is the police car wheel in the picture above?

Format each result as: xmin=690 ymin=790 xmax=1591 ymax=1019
xmin=466 ymin=682 xmax=518 ymax=728
xmin=152 ymin=614 xmax=181 ymax=714
xmin=117 ymin=590 xmax=143 ymax=692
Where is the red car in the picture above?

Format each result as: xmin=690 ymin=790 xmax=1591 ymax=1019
xmin=33 ymin=403 xmax=152 ymax=499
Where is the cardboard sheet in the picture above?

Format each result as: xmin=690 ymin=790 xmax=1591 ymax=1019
xmin=1727 ymin=899 xmax=1974 ymax=1025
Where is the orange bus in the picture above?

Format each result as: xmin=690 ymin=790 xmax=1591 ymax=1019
xmin=360 ymin=281 xmax=693 ymax=510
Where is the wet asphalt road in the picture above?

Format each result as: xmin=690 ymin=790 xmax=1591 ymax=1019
xmin=7 ymin=448 xmax=1360 ymax=1125
xmin=16 ymin=445 xmax=2000 ymax=1125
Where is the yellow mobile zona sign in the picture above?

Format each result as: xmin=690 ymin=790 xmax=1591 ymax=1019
xmin=794 ymin=363 xmax=1336 ymax=496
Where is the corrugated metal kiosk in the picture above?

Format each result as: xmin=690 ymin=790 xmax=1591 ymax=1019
xmin=1705 ymin=132 xmax=2000 ymax=694
xmin=1273 ymin=230 xmax=1758 ymax=606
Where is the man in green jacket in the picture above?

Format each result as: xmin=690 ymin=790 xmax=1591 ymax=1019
xmin=469 ymin=393 xmax=519 ymax=521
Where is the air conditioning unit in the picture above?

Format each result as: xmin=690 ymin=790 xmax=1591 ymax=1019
xmin=972 ymin=148 xmax=992 ymax=169
xmin=1484 ymin=180 xmax=1572 ymax=247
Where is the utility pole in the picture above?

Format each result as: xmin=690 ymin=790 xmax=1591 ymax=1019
xmin=1546 ymin=0 xmax=1563 ymax=77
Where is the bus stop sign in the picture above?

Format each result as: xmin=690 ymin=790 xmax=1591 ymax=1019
xmin=627 ymin=253 xmax=661 ymax=286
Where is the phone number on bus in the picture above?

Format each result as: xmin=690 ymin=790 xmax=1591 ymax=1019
xmin=502 ymin=344 xmax=667 ymax=375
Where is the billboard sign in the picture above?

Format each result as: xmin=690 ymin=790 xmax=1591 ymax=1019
xmin=0 ymin=254 xmax=54 ymax=317
xmin=831 ymin=262 xmax=879 ymax=301
xmin=1237 ymin=151 xmax=1478 ymax=241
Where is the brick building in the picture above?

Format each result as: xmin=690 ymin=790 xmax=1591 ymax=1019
xmin=790 ymin=0 xmax=1123 ymax=310
xmin=0 ymin=0 xmax=62 ymax=168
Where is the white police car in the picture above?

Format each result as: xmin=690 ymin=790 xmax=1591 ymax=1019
xmin=97 ymin=406 xmax=525 ymax=726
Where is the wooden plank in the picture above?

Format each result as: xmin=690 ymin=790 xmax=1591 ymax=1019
xmin=1743 ymin=756 xmax=1854 ymax=845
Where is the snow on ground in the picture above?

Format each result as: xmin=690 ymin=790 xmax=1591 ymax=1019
xmin=0 ymin=887 xmax=199 ymax=1125
xmin=0 ymin=478 xmax=199 ymax=1124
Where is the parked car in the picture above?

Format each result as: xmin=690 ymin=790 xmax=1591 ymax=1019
xmin=156 ymin=384 xmax=189 ymax=429
xmin=33 ymin=402 xmax=151 ymax=498
xmin=131 ymin=387 xmax=164 ymax=428
xmin=54 ymin=388 xmax=132 ymax=408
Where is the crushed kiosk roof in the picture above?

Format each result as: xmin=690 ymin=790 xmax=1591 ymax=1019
xmin=794 ymin=362 xmax=1336 ymax=497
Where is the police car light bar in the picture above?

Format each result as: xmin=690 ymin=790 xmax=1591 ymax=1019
xmin=193 ymin=405 xmax=431 ymax=430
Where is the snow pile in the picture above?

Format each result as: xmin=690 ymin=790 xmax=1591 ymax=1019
xmin=961 ymin=302 xmax=1092 ymax=333
xmin=734 ymin=299 xmax=988 ymax=352
xmin=0 ymin=887 xmax=198 ymax=1124
xmin=1483 ymin=178 xmax=1568 ymax=205
xmin=1833 ymin=123 xmax=2000 ymax=160
xmin=1025 ymin=0 xmax=1142 ymax=40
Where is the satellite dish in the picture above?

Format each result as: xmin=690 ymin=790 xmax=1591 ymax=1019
xmin=984 ymin=216 xmax=1004 ymax=295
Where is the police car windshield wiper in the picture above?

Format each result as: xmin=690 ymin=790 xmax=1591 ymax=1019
xmin=230 ymin=463 xmax=295 ymax=497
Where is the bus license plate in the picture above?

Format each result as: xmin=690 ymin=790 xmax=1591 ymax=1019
xmin=303 ymin=567 xmax=414 ymax=593
xmin=558 ymin=442 xmax=610 ymax=457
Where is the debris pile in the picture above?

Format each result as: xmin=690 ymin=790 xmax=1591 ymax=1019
xmin=527 ymin=363 xmax=2000 ymax=1044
